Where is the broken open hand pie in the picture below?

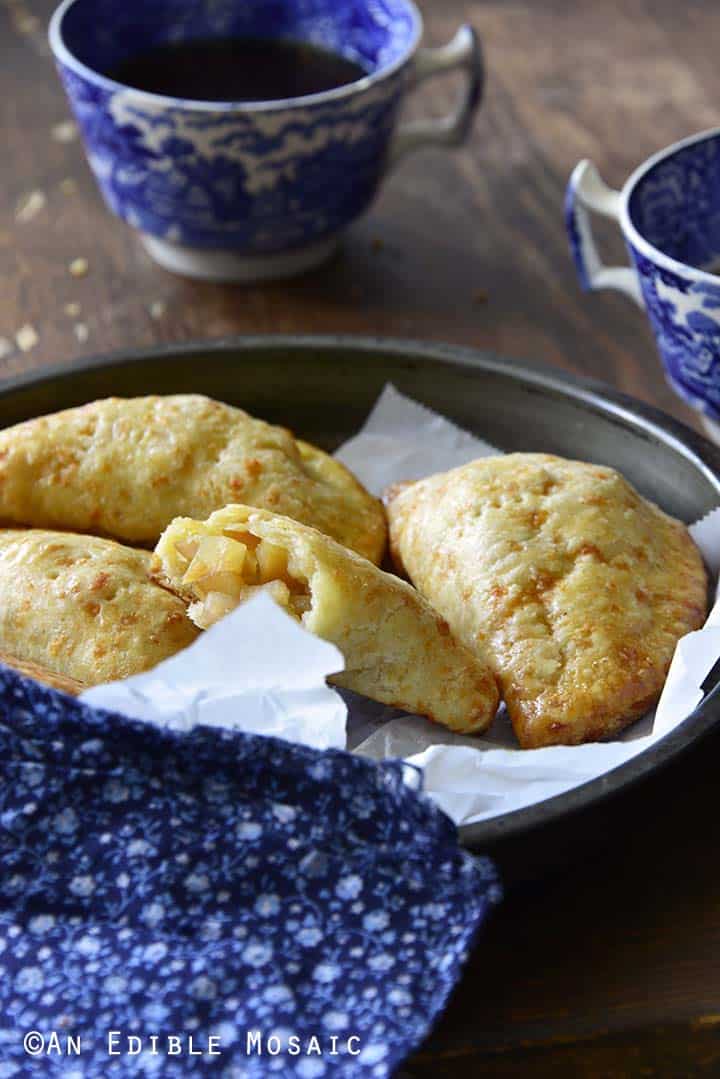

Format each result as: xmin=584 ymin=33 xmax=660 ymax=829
xmin=154 ymin=503 xmax=499 ymax=734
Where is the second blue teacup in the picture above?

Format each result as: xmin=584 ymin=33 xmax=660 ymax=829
xmin=566 ymin=130 xmax=720 ymax=443
xmin=50 ymin=0 xmax=482 ymax=282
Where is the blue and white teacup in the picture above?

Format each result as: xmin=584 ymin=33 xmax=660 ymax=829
xmin=566 ymin=131 xmax=720 ymax=442
xmin=49 ymin=0 xmax=483 ymax=282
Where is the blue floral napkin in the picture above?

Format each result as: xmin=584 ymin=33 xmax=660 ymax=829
xmin=0 ymin=668 xmax=500 ymax=1077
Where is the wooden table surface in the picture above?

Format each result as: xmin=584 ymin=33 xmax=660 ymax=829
xmin=3 ymin=1 xmax=720 ymax=1075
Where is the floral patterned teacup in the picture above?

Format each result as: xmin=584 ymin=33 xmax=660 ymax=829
xmin=49 ymin=0 xmax=483 ymax=282
xmin=566 ymin=131 xmax=720 ymax=443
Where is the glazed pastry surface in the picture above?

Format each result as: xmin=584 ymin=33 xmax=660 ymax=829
xmin=386 ymin=453 xmax=707 ymax=748
xmin=0 ymin=529 xmax=199 ymax=686
xmin=0 ymin=394 xmax=386 ymax=562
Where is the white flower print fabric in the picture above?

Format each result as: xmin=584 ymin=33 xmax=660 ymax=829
xmin=0 ymin=668 xmax=500 ymax=1077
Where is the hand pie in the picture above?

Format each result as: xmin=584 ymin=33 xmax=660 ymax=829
xmin=0 ymin=394 xmax=385 ymax=563
xmin=386 ymin=454 xmax=707 ymax=748
xmin=154 ymin=504 xmax=499 ymax=734
xmin=0 ymin=530 xmax=199 ymax=686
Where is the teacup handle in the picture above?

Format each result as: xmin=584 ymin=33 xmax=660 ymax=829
xmin=565 ymin=159 xmax=643 ymax=306
xmin=386 ymin=25 xmax=483 ymax=168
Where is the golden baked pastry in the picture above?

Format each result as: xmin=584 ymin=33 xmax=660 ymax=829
xmin=0 ymin=650 xmax=85 ymax=695
xmin=0 ymin=530 xmax=199 ymax=686
xmin=0 ymin=395 xmax=385 ymax=562
xmin=386 ymin=453 xmax=707 ymax=748
xmin=154 ymin=504 xmax=499 ymax=734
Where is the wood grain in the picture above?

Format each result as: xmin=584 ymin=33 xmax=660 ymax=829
xmin=2 ymin=1 xmax=720 ymax=1075
xmin=0 ymin=0 xmax=708 ymax=426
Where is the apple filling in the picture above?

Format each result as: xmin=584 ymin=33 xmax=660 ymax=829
xmin=171 ymin=531 xmax=311 ymax=630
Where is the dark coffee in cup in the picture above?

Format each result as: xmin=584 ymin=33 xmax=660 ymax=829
xmin=107 ymin=38 xmax=369 ymax=102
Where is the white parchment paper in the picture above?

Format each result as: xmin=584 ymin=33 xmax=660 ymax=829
xmin=82 ymin=594 xmax=348 ymax=751
xmin=82 ymin=385 xmax=720 ymax=827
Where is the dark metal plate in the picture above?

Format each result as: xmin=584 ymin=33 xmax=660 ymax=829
xmin=2 ymin=336 xmax=719 ymax=879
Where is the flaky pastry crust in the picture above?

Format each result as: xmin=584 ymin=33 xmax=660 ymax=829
xmin=0 ymin=529 xmax=199 ymax=686
xmin=0 ymin=650 xmax=85 ymax=695
xmin=386 ymin=454 xmax=708 ymax=748
xmin=0 ymin=395 xmax=385 ymax=563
